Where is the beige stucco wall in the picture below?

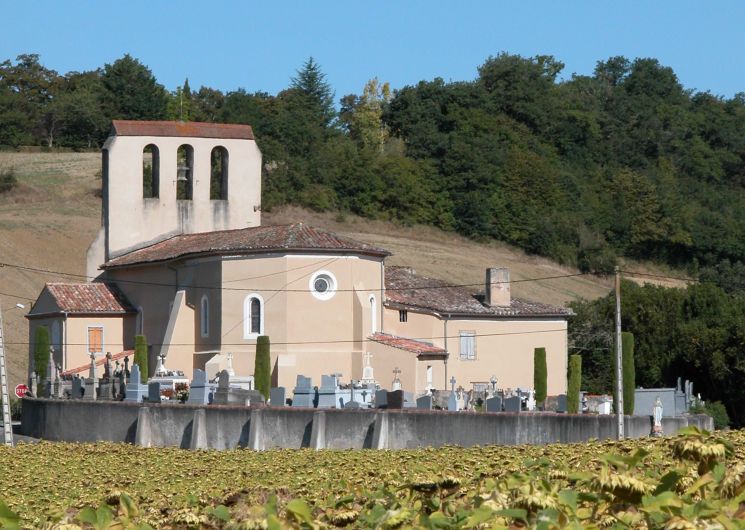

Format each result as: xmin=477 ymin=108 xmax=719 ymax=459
xmin=87 ymin=133 xmax=262 ymax=278
xmin=384 ymin=307 xmax=568 ymax=395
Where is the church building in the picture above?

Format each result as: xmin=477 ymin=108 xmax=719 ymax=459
xmin=26 ymin=121 xmax=571 ymax=396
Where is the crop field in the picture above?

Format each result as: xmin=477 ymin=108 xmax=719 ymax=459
xmin=0 ymin=428 xmax=744 ymax=529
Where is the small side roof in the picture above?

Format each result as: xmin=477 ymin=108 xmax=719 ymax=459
xmin=61 ymin=350 xmax=134 ymax=377
xmin=369 ymin=332 xmax=447 ymax=357
xmin=28 ymin=282 xmax=135 ymax=316
xmin=103 ymin=223 xmax=391 ymax=268
xmin=111 ymin=120 xmax=254 ymax=140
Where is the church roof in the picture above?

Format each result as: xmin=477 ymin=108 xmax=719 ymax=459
xmin=369 ymin=332 xmax=447 ymax=357
xmin=103 ymin=223 xmax=391 ymax=268
xmin=40 ymin=282 xmax=136 ymax=315
xmin=111 ymin=120 xmax=255 ymax=140
xmin=384 ymin=266 xmax=573 ymax=318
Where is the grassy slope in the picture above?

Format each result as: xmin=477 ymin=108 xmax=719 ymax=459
xmin=0 ymin=152 xmax=682 ymax=388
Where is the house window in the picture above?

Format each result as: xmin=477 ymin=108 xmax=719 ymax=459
xmin=459 ymin=331 xmax=476 ymax=361
xmin=244 ymin=294 xmax=264 ymax=338
xmin=369 ymin=294 xmax=377 ymax=333
xmin=399 ymin=310 xmax=408 ymax=323
xmin=88 ymin=326 xmax=104 ymax=356
xmin=210 ymin=146 xmax=228 ymax=200
xmin=309 ymin=270 xmax=337 ymax=301
xmin=142 ymin=144 xmax=159 ymax=198
xmin=200 ymin=295 xmax=209 ymax=337
xmin=176 ymin=144 xmax=194 ymax=200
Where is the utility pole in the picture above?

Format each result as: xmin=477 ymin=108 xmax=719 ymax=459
xmin=0 ymin=305 xmax=13 ymax=446
xmin=614 ymin=266 xmax=624 ymax=440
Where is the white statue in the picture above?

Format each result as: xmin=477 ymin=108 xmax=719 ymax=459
xmin=652 ymin=396 xmax=663 ymax=437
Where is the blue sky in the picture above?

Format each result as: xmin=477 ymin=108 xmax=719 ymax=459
xmin=2 ymin=1 xmax=744 ymax=99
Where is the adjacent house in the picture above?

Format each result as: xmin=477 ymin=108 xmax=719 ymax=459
xmin=26 ymin=120 xmax=572 ymax=396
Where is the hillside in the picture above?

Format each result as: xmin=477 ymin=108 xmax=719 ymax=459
xmin=0 ymin=151 xmax=682 ymax=388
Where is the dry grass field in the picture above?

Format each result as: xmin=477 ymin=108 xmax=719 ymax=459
xmin=0 ymin=151 xmax=683 ymax=388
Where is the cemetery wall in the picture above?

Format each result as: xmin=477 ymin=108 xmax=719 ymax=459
xmin=22 ymin=399 xmax=713 ymax=450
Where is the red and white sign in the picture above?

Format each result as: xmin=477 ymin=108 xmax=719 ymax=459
xmin=14 ymin=384 xmax=29 ymax=399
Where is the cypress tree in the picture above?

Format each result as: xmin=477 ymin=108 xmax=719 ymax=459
xmin=534 ymin=347 xmax=547 ymax=407
xmin=254 ymin=335 xmax=271 ymax=400
xmin=34 ymin=326 xmax=50 ymax=380
xmin=134 ymin=335 xmax=148 ymax=383
xmin=622 ymin=331 xmax=635 ymax=415
xmin=567 ymin=354 xmax=582 ymax=413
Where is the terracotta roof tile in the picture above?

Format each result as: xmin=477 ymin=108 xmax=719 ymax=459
xmin=385 ymin=266 xmax=573 ymax=318
xmin=44 ymin=283 xmax=135 ymax=314
xmin=111 ymin=120 xmax=254 ymax=140
xmin=103 ymin=223 xmax=391 ymax=268
xmin=369 ymin=332 xmax=447 ymax=356
xmin=61 ymin=350 xmax=134 ymax=377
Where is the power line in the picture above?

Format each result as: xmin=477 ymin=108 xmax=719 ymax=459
xmin=0 ymin=290 xmax=34 ymax=302
xmin=619 ymin=269 xmax=698 ymax=283
xmin=2 ymin=326 xmax=568 ymax=347
xmin=0 ymin=260 xmax=591 ymax=293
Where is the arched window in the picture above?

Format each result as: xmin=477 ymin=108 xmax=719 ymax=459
xmin=369 ymin=294 xmax=377 ymax=333
xmin=176 ymin=144 xmax=194 ymax=200
xmin=200 ymin=295 xmax=209 ymax=337
xmin=210 ymin=146 xmax=228 ymax=200
xmin=243 ymin=294 xmax=264 ymax=338
xmin=142 ymin=144 xmax=159 ymax=198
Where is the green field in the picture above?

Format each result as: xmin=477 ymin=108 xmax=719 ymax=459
xmin=0 ymin=428 xmax=744 ymax=529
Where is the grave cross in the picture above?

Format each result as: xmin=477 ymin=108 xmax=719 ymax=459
xmin=490 ymin=375 xmax=497 ymax=393
xmin=391 ymin=367 xmax=402 ymax=391
xmin=450 ymin=376 xmax=456 ymax=393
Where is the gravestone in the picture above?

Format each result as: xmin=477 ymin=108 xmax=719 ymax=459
xmin=317 ymin=374 xmax=339 ymax=408
xmin=447 ymin=392 xmax=459 ymax=411
xmin=375 ymin=389 xmax=387 ymax=409
xmin=292 ymin=375 xmax=316 ymax=407
xmin=344 ymin=400 xmax=362 ymax=409
xmin=148 ymin=382 xmax=162 ymax=403
xmin=83 ymin=377 xmax=98 ymax=401
xmin=486 ymin=396 xmax=502 ymax=413
xmin=270 ymin=387 xmax=286 ymax=407
xmin=416 ymin=395 xmax=433 ymax=410
xmin=98 ymin=381 xmax=114 ymax=400
xmin=403 ymin=391 xmax=416 ymax=408
xmin=556 ymin=394 xmax=568 ymax=413
xmin=213 ymin=370 xmax=265 ymax=406
xmin=504 ymin=396 xmax=521 ymax=413
xmin=386 ymin=389 xmax=404 ymax=409
xmin=71 ymin=376 xmax=83 ymax=399
xmin=124 ymin=364 xmax=147 ymax=402
xmin=187 ymin=369 xmax=213 ymax=405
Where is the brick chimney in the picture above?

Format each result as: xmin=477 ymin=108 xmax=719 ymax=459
xmin=485 ymin=267 xmax=510 ymax=307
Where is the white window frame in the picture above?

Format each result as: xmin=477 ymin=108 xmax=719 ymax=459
xmin=459 ymin=330 xmax=476 ymax=361
xmin=200 ymin=295 xmax=209 ymax=338
xmin=309 ymin=270 xmax=337 ymax=301
xmin=243 ymin=293 xmax=264 ymax=339
xmin=369 ymin=294 xmax=377 ymax=333
xmin=87 ymin=324 xmax=105 ymax=356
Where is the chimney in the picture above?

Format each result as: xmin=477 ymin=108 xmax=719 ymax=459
xmin=485 ymin=267 xmax=511 ymax=307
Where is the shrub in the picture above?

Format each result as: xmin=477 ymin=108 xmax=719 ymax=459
xmin=691 ymin=400 xmax=730 ymax=430
xmin=0 ymin=167 xmax=17 ymax=193
xmin=34 ymin=326 xmax=50 ymax=381
xmin=134 ymin=335 xmax=148 ymax=383
xmin=567 ymin=354 xmax=582 ymax=413
xmin=254 ymin=335 xmax=271 ymax=400
xmin=534 ymin=347 xmax=547 ymax=406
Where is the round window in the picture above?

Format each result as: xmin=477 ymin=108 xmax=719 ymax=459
xmin=309 ymin=271 xmax=337 ymax=300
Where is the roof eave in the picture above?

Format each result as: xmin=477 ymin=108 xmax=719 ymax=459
xmin=383 ymin=301 xmax=572 ymax=319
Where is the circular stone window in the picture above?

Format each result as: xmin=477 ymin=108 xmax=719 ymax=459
xmin=309 ymin=270 xmax=337 ymax=300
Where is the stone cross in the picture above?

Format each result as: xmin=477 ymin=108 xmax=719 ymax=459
xmin=123 ymin=356 xmax=130 ymax=377
xmin=104 ymin=352 xmax=112 ymax=380
xmin=450 ymin=376 xmax=456 ymax=393
xmin=391 ymin=367 xmax=402 ymax=391
xmin=154 ymin=354 xmax=165 ymax=376
xmin=490 ymin=375 xmax=497 ymax=394
xmin=226 ymin=352 xmax=235 ymax=376
xmin=89 ymin=352 xmax=97 ymax=380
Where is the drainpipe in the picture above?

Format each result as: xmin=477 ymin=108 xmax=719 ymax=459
xmin=443 ymin=313 xmax=451 ymax=390
xmin=62 ymin=311 xmax=68 ymax=372
xmin=379 ymin=259 xmax=385 ymax=333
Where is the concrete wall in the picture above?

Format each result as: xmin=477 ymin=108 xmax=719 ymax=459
xmin=22 ymin=399 xmax=712 ymax=450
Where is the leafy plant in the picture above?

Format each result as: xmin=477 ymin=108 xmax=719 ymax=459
xmin=0 ymin=167 xmax=17 ymax=193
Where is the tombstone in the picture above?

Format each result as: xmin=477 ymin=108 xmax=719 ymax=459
xmin=123 ymin=356 xmax=130 ymax=380
xmin=29 ymin=373 xmax=38 ymax=397
xmin=187 ymin=369 xmax=213 ymax=405
xmin=386 ymin=389 xmax=404 ymax=409
xmin=291 ymin=375 xmax=316 ymax=408
xmin=486 ymin=395 xmax=502 ymax=413
xmin=361 ymin=352 xmax=376 ymax=385
xmin=148 ymin=382 xmax=162 ymax=403
xmin=374 ymin=389 xmax=388 ymax=409
xmin=317 ymin=374 xmax=339 ymax=408
xmin=117 ymin=370 xmax=126 ymax=400
xmin=83 ymin=377 xmax=98 ymax=401
xmin=213 ymin=370 xmax=265 ymax=406
xmin=71 ymin=376 xmax=83 ymax=399
xmin=525 ymin=390 xmax=536 ymax=412
xmin=456 ymin=388 xmax=467 ymax=411
xmin=403 ymin=391 xmax=416 ymax=408
xmin=124 ymin=364 xmax=147 ymax=403
xmin=504 ymin=396 xmax=521 ymax=413
xmin=556 ymin=394 xmax=568 ymax=413
xmin=416 ymin=394 xmax=433 ymax=410
xmin=344 ymin=400 xmax=362 ymax=409
xmin=103 ymin=352 xmax=113 ymax=380
xmin=391 ymin=367 xmax=402 ymax=391
xmin=489 ymin=375 xmax=498 ymax=397
xmin=98 ymin=380 xmax=114 ymax=400
xmin=270 ymin=387 xmax=286 ymax=407
xmin=447 ymin=392 xmax=460 ymax=411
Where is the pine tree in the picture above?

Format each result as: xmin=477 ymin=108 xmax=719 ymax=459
xmin=534 ymin=347 xmax=547 ymax=407
xmin=290 ymin=57 xmax=335 ymax=127
xmin=567 ymin=354 xmax=582 ymax=413
xmin=134 ymin=335 xmax=148 ymax=383
xmin=34 ymin=326 xmax=50 ymax=380
xmin=254 ymin=335 xmax=271 ymax=400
